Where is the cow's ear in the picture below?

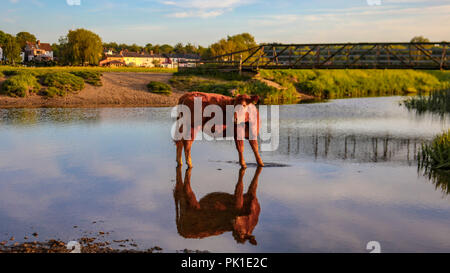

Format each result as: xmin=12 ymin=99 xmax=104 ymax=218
xmin=250 ymin=95 xmax=260 ymax=104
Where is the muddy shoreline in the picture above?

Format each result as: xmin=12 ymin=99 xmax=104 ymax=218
xmin=0 ymin=72 xmax=184 ymax=109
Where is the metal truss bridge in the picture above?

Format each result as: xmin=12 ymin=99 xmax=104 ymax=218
xmin=188 ymin=42 xmax=449 ymax=71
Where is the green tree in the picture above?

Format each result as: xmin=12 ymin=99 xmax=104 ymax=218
xmin=411 ymin=36 xmax=430 ymax=43
xmin=144 ymin=43 xmax=154 ymax=53
xmin=209 ymin=33 xmax=257 ymax=60
xmin=66 ymin=28 xmax=103 ymax=65
xmin=3 ymin=34 xmax=22 ymax=65
xmin=411 ymin=36 xmax=431 ymax=61
xmin=103 ymin=42 xmax=119 ymax=52
xmin=53 ymin=36 xmax=71 ymax=65
xmin=16 ymin=31 xmax=37 ymax=48
xmin=0 ymin=30 xmax=8 ymax=46
xmin=159 ymin=44 xmax=174 ymax=54
xmin=184 ymin=43 xmax=197 ymax=54
xmin=0 ymin=30 xmax=8 ymax=62
xmin=128 ymin=43 xmax=143 ymax=52
xmin=174 ymin=43 xmax=186 ymax=54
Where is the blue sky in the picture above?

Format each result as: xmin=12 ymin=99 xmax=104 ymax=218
xmin=1 ymin=0 xmax=449 ymax=46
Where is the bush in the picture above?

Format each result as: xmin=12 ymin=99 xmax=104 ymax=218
xmin=70 ymin=71 xmax=102 ymax=86
xmin=0 ymin=73 xmax=41 ymax=97
xmin=40 ymin=72 xmax=85 ymax=93
xmin=147 ymin=81 xmax=172 ymax=95
xmin=42 ymin=87 xmax=67 ymax=97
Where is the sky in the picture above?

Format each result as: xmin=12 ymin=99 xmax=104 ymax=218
xmin=1 ymin=0 xmax=449 ymax=46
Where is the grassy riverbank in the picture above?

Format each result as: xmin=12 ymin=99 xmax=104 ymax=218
xmin=259 ymin=69 xmax=450 ymax=99
xmin=172 ymin=69 xmax=450 ymax=103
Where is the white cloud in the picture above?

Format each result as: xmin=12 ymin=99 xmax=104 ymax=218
xmin=162 ymin=0 xmax=252 ymax=18
xmin=168 ymin=10 xmax=225 ymax=18
xmin=249 ymin=3 xmax=450 ymax=43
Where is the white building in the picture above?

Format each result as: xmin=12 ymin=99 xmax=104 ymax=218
xmin=0 ymin=47 xmax=3 ymax=61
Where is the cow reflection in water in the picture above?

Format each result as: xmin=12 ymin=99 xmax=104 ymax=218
xmin=174 ymin=167 xmax=262 ymax=245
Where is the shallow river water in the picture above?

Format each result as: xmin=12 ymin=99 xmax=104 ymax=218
xmin=0 ymin=96 xmax=449 ymax=252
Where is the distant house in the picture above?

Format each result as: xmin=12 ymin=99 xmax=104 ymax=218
xmin=24 ymin=40 xmax=54 ymax=62
xmin=0 ymin=47 xmax=3 ymax=61
xmin=100 ymin=50 xmax=168 ymax=68
xmin=103 ymin=48 xmax=115 ymax=56
xmin=99 ymin=59 xmax=126 ymax=67
xmin=165 ymin=53 xmax=200 ymax=68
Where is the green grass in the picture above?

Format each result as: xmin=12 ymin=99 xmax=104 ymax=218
xmin=40 ymin=72 xmax=85 ymax=94
xmin=170 ymin=75 xmax=241 ymax=96
xmin=418 ymin=130 xmax=450 ymax=195
xmin=147 ymin=81 xmax=172 ymax=95
xmin=404 ymin=89 xmax=450 ymax=115
xmin=175 ymin=68 xmax=251 ymax=81
xmin=0 ymin=73 xmax=41 ymax=97
xmin=42 ymin=87 xmax=66 ymax=97
xmin=69 ymin=71 xmax=102 ymax=86
xmin=169 ymin=75 xmax=298 ymax=104
xmin=259 ymin=69 xmax=449 ymax=99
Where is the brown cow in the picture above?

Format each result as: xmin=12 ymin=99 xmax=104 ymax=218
xmin=175 ymin=92 xmax=264 ymax=168
xmin=174 ymin=166 xmax=262 ymax=245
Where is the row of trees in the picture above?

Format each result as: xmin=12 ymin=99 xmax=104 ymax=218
xmin=0 ymin=31 xmax=35 ymax=64
xmin=102 ymin=42 xmax=210 ymax=56
xmin=100 ymin=33 xmax=257 ymax=60
xmin=0 ymin=27 xmax=258 ymax=66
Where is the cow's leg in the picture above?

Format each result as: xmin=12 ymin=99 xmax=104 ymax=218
xmin=184 ymin=140 xmax=193 ymax=168
xmin=184 ymin=126 xmax=200 ymax=168
xmin=176 ymin=141 xmax=184 ymax=167
xmin=249 ymin=140 xmax=264 ymax=167
xmin=234 ymin=167 xmax=246 ymax=210
xmin=235 ymin=139 xmax=246 ymax=168
xmin=183 ymin=167 xmax=200 ymax=209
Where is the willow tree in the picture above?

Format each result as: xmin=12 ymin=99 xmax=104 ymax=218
xmin=3 ymin=34 xmax=22 ymax=65
xmin=66 ymin=28 xmax=103 ymax=65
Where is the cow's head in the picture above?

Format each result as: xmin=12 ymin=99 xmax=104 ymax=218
xmin=232 ymin=216 xmax=258 ymax=245
xmin=233 ymin=94 xmax=260 ymax=124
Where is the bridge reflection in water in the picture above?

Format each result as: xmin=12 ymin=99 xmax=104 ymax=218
xmin=274 ymin=128 xmax=423 ymax=165
xmin=174 ymin=167 xmax=262 ymax=245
